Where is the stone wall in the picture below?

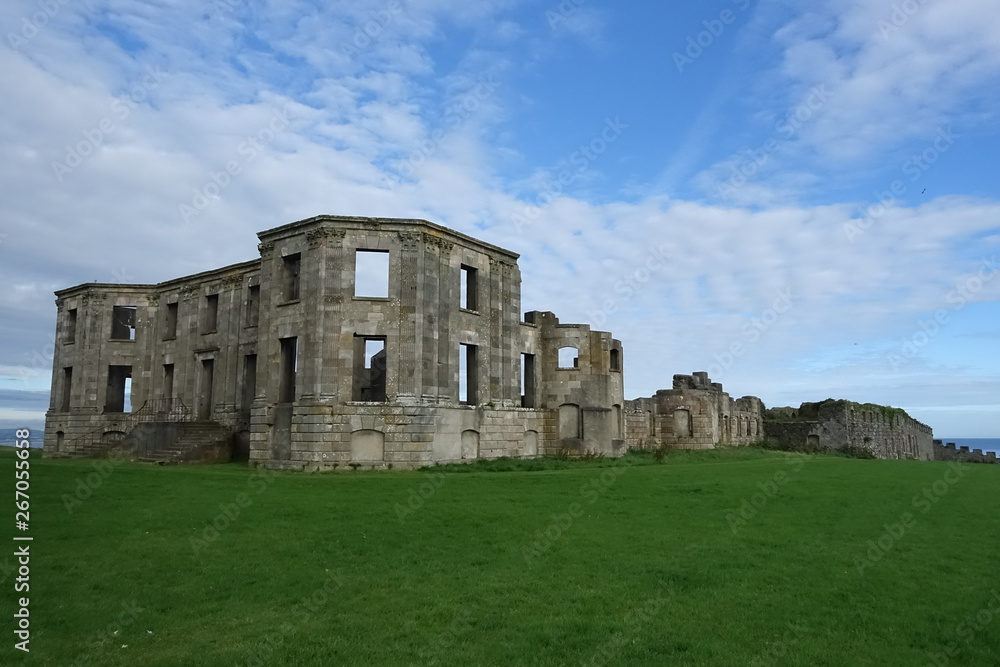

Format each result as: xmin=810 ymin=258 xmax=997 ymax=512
xmin=764 ymin=399 xmax=934 ymax=460
xmin=624 ymin=372 xmax=764 ymax=450
xmin=933 ymin=440 xmax=998 ymax=464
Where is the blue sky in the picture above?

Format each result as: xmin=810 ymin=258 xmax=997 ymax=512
xmin=1 ymin=0 xmax=998 ymax=436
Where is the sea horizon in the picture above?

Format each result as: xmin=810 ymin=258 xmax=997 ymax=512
xmin=936 ymin=438 xmax=1000 ymax=456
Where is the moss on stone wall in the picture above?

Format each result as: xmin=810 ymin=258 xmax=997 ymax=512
xmin=765 ymin=399 xmax=911 ymax=423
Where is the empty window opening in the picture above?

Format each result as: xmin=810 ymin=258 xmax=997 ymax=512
xmin=610 ymin=348 xmax=621 ymax=371
xmin=279 ymin=337 xmax=298 ymax=403
xmin=558 ymin=346 xmax=578 ymax=369
xmin=352 ymin=336 xmax=386 ymax=401
xmin=65 ymin=309 xmax=77 ymax=343
xmin=104 ymin=365 xmax=132 ymax=413
xmin=613 ymin=404 xmax=622 ymax=438
xmin=521 ymin=353 xmax=535 ymax=408
xmin=355 ymin=250 xmax=390 ymax=298
xmin=123 ymin=376 xmax=132 ymax=413
xmin=246 ymin=285 xmax=260 ymax=326
xmin=459 ymin=343 xmax=478 ymax=405
xmin=163 ymin=364 xmax=174 ymax=412
xmin=164 ymin=302 xmax=178 ymax=340
xmin=60 ymin=367 xmax=73 ymax=412
xmin=203 ymin=294 xmax=219 ymax=333
xmin=460 ymin=264 xmax=478 ymax=310
xmin=111 ymin=306 xmax=137 ymax=340
xmin=56 ymin=431 xmax=64 ymax=452
xmin=282 ymin=254 xmax=301 ymax=301
xmin=198 ymin=359 xmax=215 ymax=420
xmin=242 ymin=355 xmax=257 ymax=411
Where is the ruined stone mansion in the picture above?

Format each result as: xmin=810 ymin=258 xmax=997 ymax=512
xmin=42 ymin=214 xmax=939 ymax=467
xmin=43 ymin=215 xmax=625 ymax=468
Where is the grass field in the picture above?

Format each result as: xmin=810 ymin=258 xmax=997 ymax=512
xmin=2 ymin=445 xmax=999 ymax=666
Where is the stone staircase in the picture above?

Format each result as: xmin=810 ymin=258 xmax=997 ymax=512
xmin=118 ymin=421 xmax=234 ymax=464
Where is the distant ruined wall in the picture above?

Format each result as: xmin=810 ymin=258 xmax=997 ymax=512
xmin=624 ymin=372 xmax=764 ymax=450
xmin=764 ymin=400 xmax=934 ymax=460
xmin=933 ymin=441 xmax=998 ymax=465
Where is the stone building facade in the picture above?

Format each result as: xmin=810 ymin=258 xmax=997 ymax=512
xmin=43 ymin=215 xmax=625 ymax=468
xmin=764 ymin=400 xmax=934 ymax=460
xmin=624 ymin=372 xmax=765 ymax=450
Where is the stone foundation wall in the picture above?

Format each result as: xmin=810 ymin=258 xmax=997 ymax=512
xmin=250 ymin=402 xmax=556 ymax=470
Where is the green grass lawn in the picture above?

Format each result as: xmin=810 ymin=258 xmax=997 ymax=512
xmin=2 ymin=445 xmax=999 ymax=666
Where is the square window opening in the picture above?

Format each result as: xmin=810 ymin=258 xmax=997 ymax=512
xmin=352 ymin=336 xmax=387 ymax=401
xmin=111 ymin=306 xmax=137 ymax=340
xmin=355 ymin=250 xmax=390 ymax=298
xmin=558 ymin=346 xmax=578 ymax=369
xmin=104 ymin=365 xmax=132 ymax=413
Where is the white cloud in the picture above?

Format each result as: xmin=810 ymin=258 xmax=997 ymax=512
xmin=770 ymin=0 xmax=1000 ymax=163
